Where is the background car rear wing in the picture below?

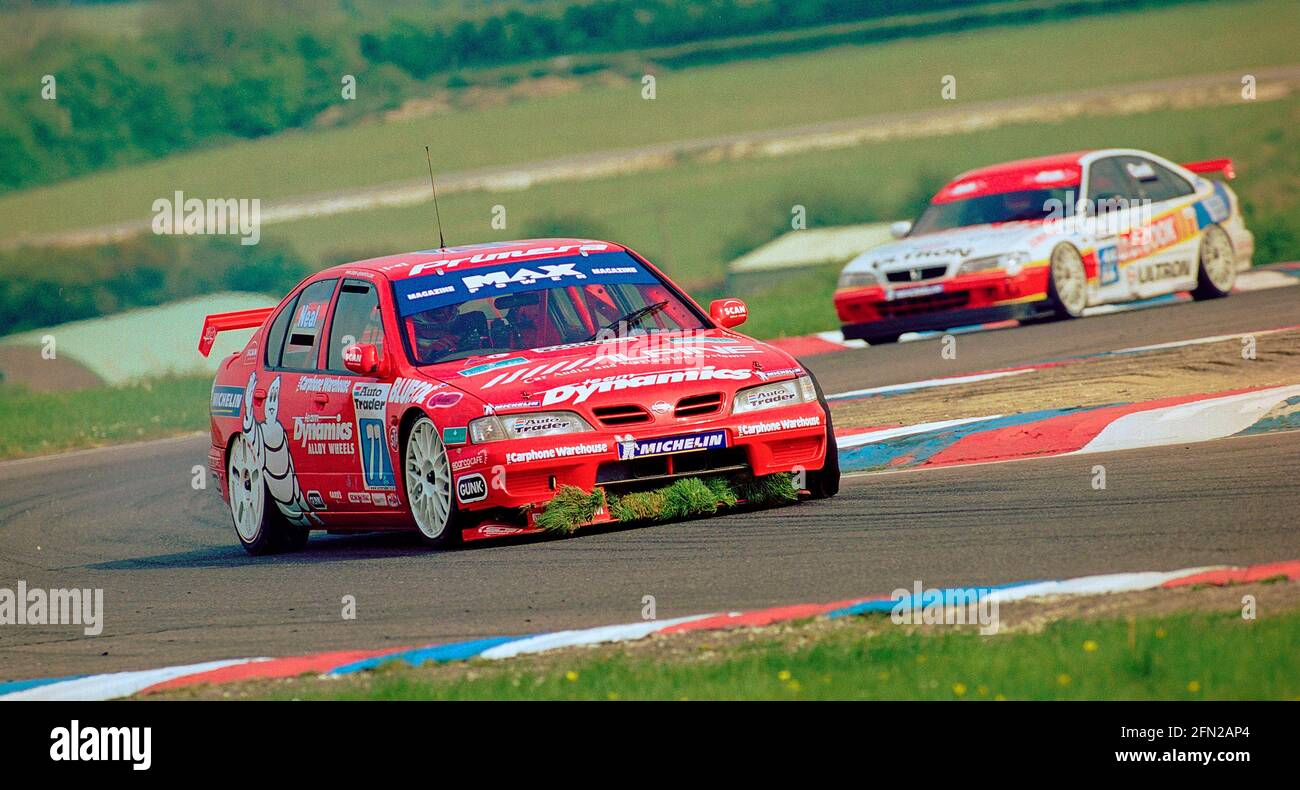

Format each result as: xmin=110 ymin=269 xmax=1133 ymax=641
xmin=198 ymin=307 xmax=274 ymax=357
xmin=1180 ymin=158 xmax=1235 ymax=180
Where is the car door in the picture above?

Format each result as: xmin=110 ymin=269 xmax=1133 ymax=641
xmin=1083 ymin=156 xmax=1143 ymax=304
xmin=1116 ymin=155 xmax=1201 ymax=298
xmin=309 ymin=277 xmax=402 ymax=516
xmin=256 ymin=277 xmax=339 ymax=522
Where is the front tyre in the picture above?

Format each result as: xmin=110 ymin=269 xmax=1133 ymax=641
xmin=1191 ymin=224 xmax=1236 ymax=300
xmin=403 ymin=416 xmax=462 ymax=548
xmin=228 ymin=435 xmax=307 ymax=555
xmin=803 ymin=372 xmax=840 ymax=499
xmin=1046 ymin=244 xmax=1088 ymax=319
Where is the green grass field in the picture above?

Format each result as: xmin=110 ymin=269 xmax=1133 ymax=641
xmin=1 ymin=0 xmax=1294 ymax=240
xmin=243 ymin=607 xmax=1300 ymax=701
xmin=0 ymin=376 xmax=211 ymax=459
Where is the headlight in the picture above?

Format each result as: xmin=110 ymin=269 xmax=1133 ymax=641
xmin=732 ymin=374 xmax=818 ymax=415
xmin=957 ymin=252 xmax=1028 ymax=276
xmin=836 ymin=270 xmax=878 ymax=289
xmin=469 ymin=411 xmax=594 ymax=443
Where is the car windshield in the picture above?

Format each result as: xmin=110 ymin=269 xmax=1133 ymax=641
xmin=911 ymin=188 xmax=1073 ymax=235
xmin=394 ymin=251 xmax=709 ymax=365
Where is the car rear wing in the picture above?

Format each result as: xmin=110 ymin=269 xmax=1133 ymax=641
xmin=198 ymin=307 xmax=274 ymax=357
xmin=1180 ymin=158 xmax=1235 ymax=180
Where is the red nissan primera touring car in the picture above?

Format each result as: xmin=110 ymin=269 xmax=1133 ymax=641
xmin=200 ymin=239 xmax=839 ymax=554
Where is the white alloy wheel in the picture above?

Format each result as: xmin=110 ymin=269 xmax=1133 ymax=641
xmin=228 ymin=434 xmax=265 ymax=543
xmin=1197 ymin=225 xmax=1237 ymax=297
xmin=405 ymin=417 xmax=454 ymax=542
xmin=1049 ymin=245 xmax=1088 ymax=317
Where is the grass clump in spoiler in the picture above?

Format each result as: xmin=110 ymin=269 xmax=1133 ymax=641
xmin=537 ymin=474 xmax=798 ymax=532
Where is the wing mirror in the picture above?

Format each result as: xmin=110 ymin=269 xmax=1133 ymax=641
xmin=889 ymin=220 xmax=913 ymax=239
xmin=709 ymin=298 xmax=748 ymax=329
xmin=342 ymin=343 xmax=381 ymax=376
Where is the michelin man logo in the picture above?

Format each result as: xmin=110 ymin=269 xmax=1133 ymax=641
xmin=241 ymin=373 xmax=316 ymax=526
xmin=615 ymin=434 xmax=639 ymax=459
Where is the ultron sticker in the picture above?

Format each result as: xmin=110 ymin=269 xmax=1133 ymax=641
xmin=456 ymin=473 xmax=488 ymax=504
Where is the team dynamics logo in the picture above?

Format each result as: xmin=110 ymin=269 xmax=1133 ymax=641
xmin=456 ymin=473 xmax=488 ymax=504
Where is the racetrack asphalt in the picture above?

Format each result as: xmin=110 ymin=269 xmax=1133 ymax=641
xmin=1 ymin=285 xmax=1298 ymax=681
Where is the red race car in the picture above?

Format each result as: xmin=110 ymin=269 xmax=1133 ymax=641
xmin=200 ymin=239 xmax=839 ymax=553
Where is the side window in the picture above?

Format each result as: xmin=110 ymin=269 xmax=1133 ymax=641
xmin=1086 ymin=158 xmax=1138 ymax=213
xmin=1120 ymin=157 xmax=1191 ymax=203
xmin=1150 ymin=162 xmax=1194 ymax=202
xmin=264 ymin=293 xmax=300 ymax=368
xmin=327 ymin=279 xmax=386 ymax=373
xmin=278 ymin=279 xmax=337 ymax=371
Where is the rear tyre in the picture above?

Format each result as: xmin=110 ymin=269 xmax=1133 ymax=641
xmin=403 ymin=416 xmax=462 ymax=549
xmin=228 ymin=435 xmax=307 ymax=555
xmin=1191 ymin=224 xmax=1236 ymax=300
xmin=803 ymin=372 xmax=840 ymax=499
xmin=1046 ymin=244 xmax=1088 ymax=319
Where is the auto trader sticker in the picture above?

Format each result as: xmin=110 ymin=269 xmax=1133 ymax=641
xmin=351 ymin=382 xmax=396 ymax=491
xmin=615 ymin=430 xmax=727 ymax=460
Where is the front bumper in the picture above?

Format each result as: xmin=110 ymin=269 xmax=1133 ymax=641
xmin=446 ymin=401 xmax=829 ymax=514
xmin=833 ymin=266 xmax=1051 ymax=339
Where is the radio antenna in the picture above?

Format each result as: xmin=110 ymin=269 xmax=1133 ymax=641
xmin=424 ymin=145 xmax=447 ymax=250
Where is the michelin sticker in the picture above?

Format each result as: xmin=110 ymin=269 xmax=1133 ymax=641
xmin=615 ymin=430 xmax=727 ymax=460
xmin=210 ymin=385 xmax=244 ymax=417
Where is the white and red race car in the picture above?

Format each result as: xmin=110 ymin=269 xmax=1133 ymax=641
xmin=834 ymin=148 xmax=1254 ymax=343
xmin=200 ymin=239 xmax=839 ymax=554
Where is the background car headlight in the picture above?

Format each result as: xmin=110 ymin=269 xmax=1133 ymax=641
xmin=732 ymin=375 xmax=818 ymax=414
xmin=836 ymin=270 xmax=878 ymax=289
xmin=957 ymin=252 xmax=1028 ymax=276
xmin=469 ymin=411 xmax=594 ymax=443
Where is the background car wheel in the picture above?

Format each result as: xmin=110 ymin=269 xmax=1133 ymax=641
xmin=864 ymin=333 xmax=902 ymax=345
xmin=1191 ymin=224 xmax=1236 ymax=300
xmin=228 ymin=435 xmax=307 ymax=555
xmin=403 ymin=416 xmax=462 ymax=548
xmin=1046 ymin=244 xmax=1088 ymax=319
xmin=803 ymin=372 xmax=840 ymax=499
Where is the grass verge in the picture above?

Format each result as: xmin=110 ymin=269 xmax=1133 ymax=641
xmin=539 ymin=474 xmax=796 ymax=532
xmin=162 ymin=582 xmax=1300 ymax=700
xmin=0 ymin=376 xmax=211 ymax=460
